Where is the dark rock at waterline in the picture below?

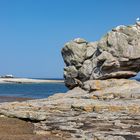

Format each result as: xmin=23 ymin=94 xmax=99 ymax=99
xmin=0 ymin=96 xmax=32 ymax=103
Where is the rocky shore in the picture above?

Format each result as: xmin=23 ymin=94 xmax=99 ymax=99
xmin=0 ymin=79 xmax=140 ymax=140
xmin=0 ymin=96 xmax=32 ymax=103
xmin=0 ymin=22 xmax=140 ymax=140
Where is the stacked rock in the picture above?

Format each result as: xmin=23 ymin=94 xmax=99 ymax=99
xmin=62 ymin=23 xmax=140 ymax=89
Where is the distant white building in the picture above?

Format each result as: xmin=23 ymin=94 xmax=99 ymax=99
xmin=1 ymin=74 xmax=14 ymax=78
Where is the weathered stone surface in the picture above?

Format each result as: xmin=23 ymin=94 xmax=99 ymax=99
xmin=62 ymin=23 xmax=140 ymax=89
xmin=0 ymin=79 xmax=140 ymax=139
xmin=82 ymin=79 xmax=140 ymax=102
xmin=61 ymin=38 xmax=87 ymax=67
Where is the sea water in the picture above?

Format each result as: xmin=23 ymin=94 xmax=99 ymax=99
xmin=0 ymin=83 xmax=68 ymax=99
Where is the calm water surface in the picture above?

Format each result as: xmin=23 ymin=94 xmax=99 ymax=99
xmin=0 ymin=83 xmax=68 ymax=99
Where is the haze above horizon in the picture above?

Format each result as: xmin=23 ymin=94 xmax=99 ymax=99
xmin=0 ymin=0 xmax=139 ymax=78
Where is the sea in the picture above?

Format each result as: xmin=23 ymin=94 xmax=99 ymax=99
xmin=0 ymin=76 xmax=139 ymax=100
xmin=0 ymin=78 xmax=68 ymax=99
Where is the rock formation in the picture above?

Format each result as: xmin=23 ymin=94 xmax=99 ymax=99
xmin=62 ymin=23 xmax=140 ymax=89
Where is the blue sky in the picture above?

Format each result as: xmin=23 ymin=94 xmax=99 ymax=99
xmin=0 ymin=0 xmax=139 ymax=78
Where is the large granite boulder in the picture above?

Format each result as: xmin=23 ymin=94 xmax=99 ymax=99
xmin=62 ymin=23 xmax=140 ymax=89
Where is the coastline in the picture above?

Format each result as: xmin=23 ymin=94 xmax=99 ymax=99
xmin=0 ymin=78 xmax=64 ymax=84
xmin=0 ymin=96 xmax=32 ymax=103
